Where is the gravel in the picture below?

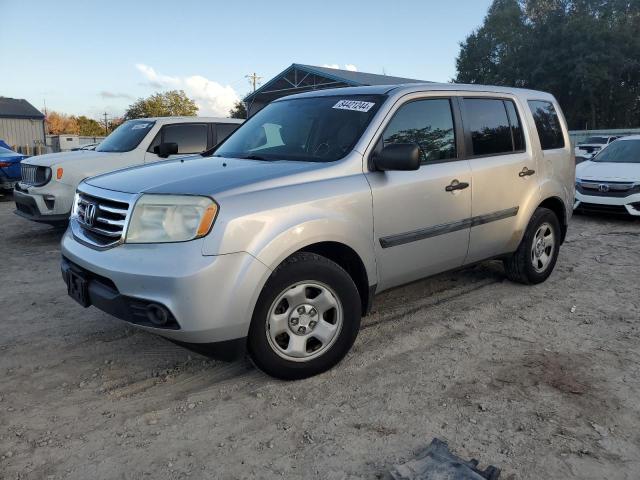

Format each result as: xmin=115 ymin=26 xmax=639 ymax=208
xmin=1 ymin=193 xmax=639 ymax=479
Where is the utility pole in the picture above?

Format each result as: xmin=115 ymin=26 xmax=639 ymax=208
xmin=43 ymin=98 xmax=49 ymax=135
xmin=245 ymin=72 xmax=263 ymax=92
xmin=103 ymin=112 xmax=108 ymax=136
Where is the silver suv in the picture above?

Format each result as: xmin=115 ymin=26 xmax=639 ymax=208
xmin=61 ymin=84 xmax=574 ymax=379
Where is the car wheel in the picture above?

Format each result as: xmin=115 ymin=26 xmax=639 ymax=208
xmin=248 ymin=252 xmax=361 ymax=380
xmin=503 ymin=207 xmax=561 ymax=285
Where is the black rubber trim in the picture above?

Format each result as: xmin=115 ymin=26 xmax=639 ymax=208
xmin=379 ymin=206 xmax=520 ymax=248
xmin=61 ymin=256 xmax=180 ymax=330
xmin=365 ymin=284 xmax=377 ymax=315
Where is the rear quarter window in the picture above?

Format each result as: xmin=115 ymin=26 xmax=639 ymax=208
xmin=528 ymin=101 xmax=565 ymax=150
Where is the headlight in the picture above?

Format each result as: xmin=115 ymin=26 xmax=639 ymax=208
xmin=126 ymin=194 xmax=218 ymax=244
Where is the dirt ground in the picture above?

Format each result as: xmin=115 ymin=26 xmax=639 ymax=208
xmin=1 ymin=191 xmax=639 ymax=480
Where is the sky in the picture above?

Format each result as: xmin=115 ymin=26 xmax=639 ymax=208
xmin=0 ymin=0 xmax=492 ymax=120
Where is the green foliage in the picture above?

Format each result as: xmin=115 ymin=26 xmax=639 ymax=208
xmin=76 ymin=116 xmax=105 ymax=136
xmin=455 ymin=0 xmax=640 ymax=129
xmin=229 ymin=100 xmax=247 ymax=119
xmin=124 ymin=90 xmax=198 ymax=120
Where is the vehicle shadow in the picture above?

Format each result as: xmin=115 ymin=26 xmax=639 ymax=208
xmin=4 ymin=222 xmax=67 ymax=246
xmin=573 ymin=210 xmax=640 ymax=225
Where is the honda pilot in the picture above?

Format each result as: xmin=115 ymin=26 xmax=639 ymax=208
xmin=61 ymin=84 xmax=574 ymax=379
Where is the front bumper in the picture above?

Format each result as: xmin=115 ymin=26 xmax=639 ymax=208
xmin=60 ymin=228 xmax=272 ymax=346
xmin=0 ymin=174 xmax=18 ymax=190
xmin=13 ymin=181 xmax=74 ymax=224
xmin=13 ymin=189 xmax=69 ymax=224
xmin=574 ymin=191 xmax=640 ymax=216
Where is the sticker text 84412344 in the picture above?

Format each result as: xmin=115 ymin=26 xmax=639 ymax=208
xmin=332 ymin=100 xmax=376 ymax=113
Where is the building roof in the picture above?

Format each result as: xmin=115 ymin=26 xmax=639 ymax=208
xmin=244 ymin=63 xmax=429 ymax=104
xmin=0 ymin=97 xmax=45 ymax=119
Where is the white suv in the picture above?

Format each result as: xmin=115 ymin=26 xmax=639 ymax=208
xmin=14 ymin=117 xmax=243 ymax=224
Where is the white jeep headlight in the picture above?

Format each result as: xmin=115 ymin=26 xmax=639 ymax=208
xmin=126 ymin=194 xmax=218 ymax=244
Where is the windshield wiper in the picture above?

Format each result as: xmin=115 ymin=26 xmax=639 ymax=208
xmin=242 ymin=154 xmax=275 ymax=161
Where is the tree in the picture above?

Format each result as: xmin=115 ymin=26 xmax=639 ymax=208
xmin=46 ymin=111 xmax=79 ymax=135
xmin=124 ymin=90 xmax=198 ymax=119
xmin=229 ymin=100 xmax=247 ymax=119
xmin=76 ymin=116 xmax=104 ymax=136
xmin=455 ymin=0 xmax=640 ymax=129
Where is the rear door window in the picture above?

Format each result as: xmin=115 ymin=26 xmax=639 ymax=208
xmin=527 ymin=101 xmax=565 ymax=150
xmin=162 ymin=124 xmax=208 ymax=154
xmin=464 ymin=98 xmax=515 ymax=156
xmin=382 ymin=98 xmax=457 ymax=164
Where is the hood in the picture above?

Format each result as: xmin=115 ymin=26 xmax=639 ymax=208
xmin=23 ymin=150 xmax=123 ymax=167
xmin=85 ymin=155 xmax=324 ymax=196
xmin=0 ymin=152 xmax=26 ymax=164
xmin=576 ymin=160 xmax=640 ymax=181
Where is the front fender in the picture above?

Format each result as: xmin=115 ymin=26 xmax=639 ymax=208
xmin=201 ymin=176 xmax=378 ymax=286
xmin=251 ymin=216 xmax=377 ymax=286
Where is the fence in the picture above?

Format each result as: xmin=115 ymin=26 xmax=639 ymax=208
xmin=569 ymin=128 xmax=640 ymax=147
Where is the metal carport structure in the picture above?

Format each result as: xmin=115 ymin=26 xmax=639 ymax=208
xmin=243 ymin=64 xmax=429 ymax=117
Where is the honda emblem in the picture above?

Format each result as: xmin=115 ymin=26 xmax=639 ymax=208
xmin=84 ymin=203 xmax=98 ymax=226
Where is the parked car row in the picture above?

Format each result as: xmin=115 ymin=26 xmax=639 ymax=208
xmin=6 ymin=87 xmax=637 ymax=379
xmin=574 ymin=135 xmax=621 ymax=163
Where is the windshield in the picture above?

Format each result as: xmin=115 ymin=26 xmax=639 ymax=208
xmin=592 ymin=140 xmax=640 ymax=163
xmin=213 ymin=94 xmax=385 ymax=162
xmin=96 ymin=120 xmax=155 ymax=153
xmin=581 ymin=137 xmax=607 ymax=144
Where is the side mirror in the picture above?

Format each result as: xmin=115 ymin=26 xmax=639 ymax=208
xmin=153 ymin=142 xmax=179 ymax=158
xmin=373 ymin=143 xmax=421 ymax=171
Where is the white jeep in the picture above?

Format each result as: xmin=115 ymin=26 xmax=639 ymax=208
xmin=14 ymin=116 xmax=242 ymax=224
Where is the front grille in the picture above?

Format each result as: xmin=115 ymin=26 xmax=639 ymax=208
xmin=20 ymin=164 xmax=51 ymax=186
xmin=577 ymin=180 xmax=640 ymax=198
xmin=72 ymin=190 xmax=131 ymax=248
xmin=576 ymin=202 xmax=630 ymax=215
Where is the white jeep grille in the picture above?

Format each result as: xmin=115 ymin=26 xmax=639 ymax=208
xmin=20 ymin=164 xmax=50 ymax=186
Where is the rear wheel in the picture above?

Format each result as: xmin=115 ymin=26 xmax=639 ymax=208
xmin=503 ymin=207 xmax=561 ymax=284
xmin=248 ymin=252 xmax=361 ymax=380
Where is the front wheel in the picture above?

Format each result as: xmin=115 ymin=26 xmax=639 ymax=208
xmin=248 ymin=252 xmax=362 ymax=380
xmin=503 ymin=207 xmax=561 ymax=284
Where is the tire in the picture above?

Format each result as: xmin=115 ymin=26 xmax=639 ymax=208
xmin=247 ymin=252 xmax=362 ymax=380
xmin=503 ymin=207 xmax=561 ymax=285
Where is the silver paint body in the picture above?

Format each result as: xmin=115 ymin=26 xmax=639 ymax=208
xmin=61 ymin=84 xmax=574 ymax=343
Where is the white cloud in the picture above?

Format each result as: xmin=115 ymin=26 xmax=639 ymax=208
xmin=322 ymin=64 xmax=358 ymax=72
xmin=135 ymin=63 xmax=240 ymax=117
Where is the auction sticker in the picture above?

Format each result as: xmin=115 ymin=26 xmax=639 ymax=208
xmin=332 ymin=100 xmax=375 ymax=112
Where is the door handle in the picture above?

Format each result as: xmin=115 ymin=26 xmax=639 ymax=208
xmin=519 ymin=167 xmax=536 ymax=177
xmin=445 ymin=180 xmax=470 ymax=192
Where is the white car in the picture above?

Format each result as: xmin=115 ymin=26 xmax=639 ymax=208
xmin=575 ymin=135 xmax=640 ymax=216
xmin=574 ymin=135 xmax=620 ymax=162
xmin=14 ymin=117 xmax=243 ymax=224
